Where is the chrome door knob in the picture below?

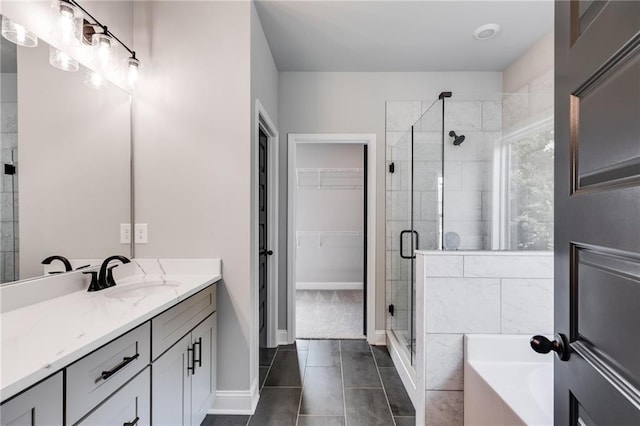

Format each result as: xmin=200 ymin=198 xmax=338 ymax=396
xmin=530 ymin=333 xmax=570 ymax=361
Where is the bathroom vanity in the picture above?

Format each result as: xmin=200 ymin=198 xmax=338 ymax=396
xmin=0 ymin=259 xmax=221 ymax=426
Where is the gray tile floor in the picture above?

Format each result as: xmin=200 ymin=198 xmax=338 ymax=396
xmin=202 ymin=340 xmax=415 ymax=426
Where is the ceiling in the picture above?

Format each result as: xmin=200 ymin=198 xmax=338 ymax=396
xmin=255 ymin=0 xmax=554 ymax=72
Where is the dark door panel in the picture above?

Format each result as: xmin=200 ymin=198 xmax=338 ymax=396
xmin=259 ymin=128 xmax=269 ymax=349
xmin=555 ymin=1 xmax=640 ymax=424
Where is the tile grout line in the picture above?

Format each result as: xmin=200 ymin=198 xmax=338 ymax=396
xmin=339 ymin=340 xmax=348 ymax=426
xmin=294 ymin=345 xmax=305 ymax=426
xmin=370 ymin=344 xmax=398 ymax=426
xmin=249 ymin=346 xmax=279 ymax=426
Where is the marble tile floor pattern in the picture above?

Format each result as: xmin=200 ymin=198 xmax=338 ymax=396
xmin=202 ymin=340 xmax=415 ymax=426
xmin=296 ymin=290 xmax=365 ymax=339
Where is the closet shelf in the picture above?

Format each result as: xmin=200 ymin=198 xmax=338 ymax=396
xmin=296 ymin=168 xmax=364 ymax=190
xmin=296 ymin=231 xmax=364 ymax=248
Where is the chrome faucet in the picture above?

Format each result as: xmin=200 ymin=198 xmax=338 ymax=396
xmin=83 ymin=255 xmax=131 ymax=292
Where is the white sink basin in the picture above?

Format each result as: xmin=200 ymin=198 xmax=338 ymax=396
xmin=104 ymin=280 xmax=180 ymax=299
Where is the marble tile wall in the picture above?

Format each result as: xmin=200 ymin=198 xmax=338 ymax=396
xmin=418 ymin=251 xmax=553 ymax=425
xmin=1 ymin=74 xmax=19 ymax=283
xmin=385 ymin=100 xmax=502 ymax=337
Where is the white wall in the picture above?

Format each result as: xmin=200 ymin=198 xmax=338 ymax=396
xmin=132 ymin=0 xmax=253 ymax=397
xmin=278 ymin=71 xmax=503 ymax=330
xmin=502 ymin=32 xmax=553 ymax=94
xmin=295 ymin=143 xmax=364 ymax=285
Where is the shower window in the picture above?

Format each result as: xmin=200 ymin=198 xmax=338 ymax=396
xmin=502 ymin=119 xmax=554 ymax=250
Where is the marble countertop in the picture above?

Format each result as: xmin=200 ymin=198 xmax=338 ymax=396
xmin=0 ymin=263 xmax=221 ymax=402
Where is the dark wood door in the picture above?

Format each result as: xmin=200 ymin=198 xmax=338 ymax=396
xmin=258 ymin=128 xmax=270 ymax=349
xmin=554 ymin=1 xmax=640 ymax=424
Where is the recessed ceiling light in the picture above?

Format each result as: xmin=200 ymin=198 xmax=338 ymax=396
xmin=473 ymin=24 xmax=500 ymax=41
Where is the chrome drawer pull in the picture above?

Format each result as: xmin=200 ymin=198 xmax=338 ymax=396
xmin=123 ymin=416 xmax=139 ymax=426
xmin=100 ymin=353 xmax=140 ymax=380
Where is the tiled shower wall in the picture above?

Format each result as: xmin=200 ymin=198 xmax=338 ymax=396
xmin=385 ymin=99 xmax=502 ymax=333
xmin=1 ymin=72 xmax=18 ymax=283
xmin=417 ymin=251 xmax=553 ymax=425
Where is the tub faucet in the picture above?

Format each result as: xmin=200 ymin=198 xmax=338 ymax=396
xmin=84 ymin=255 xmax=131 ymax=292
xmin=42 ymin=255 xmax=73 ymax=273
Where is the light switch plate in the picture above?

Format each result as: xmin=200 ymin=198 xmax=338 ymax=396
xmin=135 ymin=223 xmax=148 ymax=244
xmin=120 ymin=224 xmax=131 ymax=244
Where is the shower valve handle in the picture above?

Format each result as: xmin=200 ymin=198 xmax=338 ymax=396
xmin=530 ymin=333 xmax=569 ymax=361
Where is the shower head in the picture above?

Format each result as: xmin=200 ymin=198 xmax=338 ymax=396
xmin=449 ymin=130 xmax=466 ymax=146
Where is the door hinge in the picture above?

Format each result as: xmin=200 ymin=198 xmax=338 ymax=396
xmin=4 ymin=164 xmax=16 ymax=175
xmin=388 ymin=304 xmax=395 ymax=316
xmin=389 ymin=162 xmax=395 ymax=173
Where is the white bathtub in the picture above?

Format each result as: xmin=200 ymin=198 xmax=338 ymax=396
xmin=464 ymin=334 xmax=553 ymax=426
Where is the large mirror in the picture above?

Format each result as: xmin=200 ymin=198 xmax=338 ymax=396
xmin=0 ymin=16 xmax=131 ymax=283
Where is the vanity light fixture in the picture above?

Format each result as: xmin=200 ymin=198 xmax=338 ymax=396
xmin=127 ymin=53 xmax=140 ymax=88
xmin=1 ymin=16 xmax=38 ymax=47
xmin=49 ymin=45 xmax=79 ymax=72
xmin=91 ymin=29 xmax=113 ymax=70
xmin=52 ymin=0 xmax=83 ymax=46
xmin=61 ymin=0 xmax=142 ymax=88
xmin=84 ymin=70 xmax=105 ymax=90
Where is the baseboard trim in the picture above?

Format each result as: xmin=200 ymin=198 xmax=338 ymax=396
xmin=369 ymin=329 xmax=387 ymax=345
xmin=277 ymin=329 xmax=290 ymax=345
xmin=296 ymin=281 xmax=363 ymax=291
xmin=209 ymin=379 xmax=259 ymax=415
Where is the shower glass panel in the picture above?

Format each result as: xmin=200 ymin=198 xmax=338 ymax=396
xmin=388 ymin=128 xmax=413 ymax=360
xmin=386 ymin=91 xmax=554 ymax=367
xmin=440 ymin=93 xmax=554 ymax=251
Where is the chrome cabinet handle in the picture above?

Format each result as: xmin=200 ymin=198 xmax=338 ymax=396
xmin=100 ymin=353 xmax=140 ymax=380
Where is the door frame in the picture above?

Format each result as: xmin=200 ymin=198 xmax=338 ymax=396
xmin=287 ymin=133 xmax=377 ymax=344
xmin=253 ymin=99 xmax=279 ymax=349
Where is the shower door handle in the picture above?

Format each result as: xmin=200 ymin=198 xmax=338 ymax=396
xmin=399 ymin=230 xmax=419 ymax=259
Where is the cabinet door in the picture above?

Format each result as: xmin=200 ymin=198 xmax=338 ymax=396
xmin=76 ymin=367 xmax=150 ymax=426
xmin=190 ymin=313 xmax=217 ymax=426
xmin=152 ymin=334 xmax=191 ymax=426
xmin=0 ymin=372 xmax=63 ymax=426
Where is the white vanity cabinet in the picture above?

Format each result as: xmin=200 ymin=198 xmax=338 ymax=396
xmin=0 ymin=372 xmax=63 ymax=426
xmin=66 ymin=322 xmax=151 ymax=425
xmin=77 ymin=367 xmax=150 ymax=426
xmin=152 ymin=312 xmax=217 ymax=426
xmin=1 ymin=277 xmax=218 ymax=426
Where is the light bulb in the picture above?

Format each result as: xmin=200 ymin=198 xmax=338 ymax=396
xmin=1 ymin=16 xmax=38 ymax=47
xmin=52 ymin=0 xmax=82 ymax=46
xmin=91 ymin=32 xmax=113 ymax=71
xmin=85 ymin=71 xmax=105 ymax=90
xmin=127 ymin=56 xmax=140 ymax=88
xmin=49 ymin=46 xmax=79 ymax=72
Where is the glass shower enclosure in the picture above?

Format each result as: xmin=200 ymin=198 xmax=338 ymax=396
xmin=387 ymin=97 xmax=443 ymax=363
xmin=386 ymin=90 xmax=554 ymax=366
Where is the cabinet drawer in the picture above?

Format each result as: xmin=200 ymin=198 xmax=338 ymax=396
xmin=77 ymin=367 xmax=150 ymax=426
xmin=152 ymin=284 xmax=216 ymax=360
xmin=67 ymin=322 xmax=151 ymax=425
